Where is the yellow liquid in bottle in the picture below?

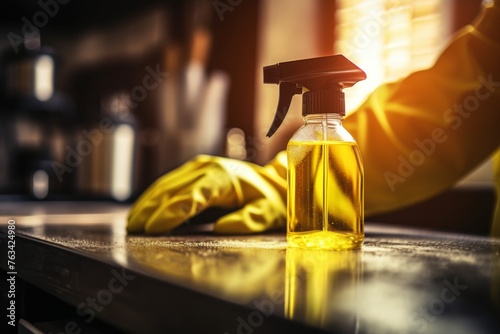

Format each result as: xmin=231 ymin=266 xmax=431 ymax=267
xmin=287 ymin=141 xmax=364 ymax=250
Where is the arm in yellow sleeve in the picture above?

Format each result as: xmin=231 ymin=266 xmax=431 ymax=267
xmin=343 ymin=4 xmax=500 ymax=220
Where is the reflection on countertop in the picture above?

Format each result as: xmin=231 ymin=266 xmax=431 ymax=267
xmin=1 ymin=202 xmax=500 ymax=333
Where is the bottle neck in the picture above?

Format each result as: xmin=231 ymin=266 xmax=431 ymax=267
xmin=302 ymin=89 xmax=345 ymax=116
xmin=304 ymin=113 xmax=343 ymax=125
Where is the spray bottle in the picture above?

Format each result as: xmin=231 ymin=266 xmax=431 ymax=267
xmin=264 ymin=55 xmax=366 ymax=250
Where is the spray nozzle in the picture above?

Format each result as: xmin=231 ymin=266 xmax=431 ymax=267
xmin=264 ymin=55 xmax=366 ymax=138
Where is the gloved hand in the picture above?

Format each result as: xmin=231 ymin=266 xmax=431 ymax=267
xmin=127 ymin=152 xmax=287 ymax=234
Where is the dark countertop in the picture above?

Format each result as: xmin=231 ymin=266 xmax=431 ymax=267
xmin=1 ymin=202 xmax=500 ymax=334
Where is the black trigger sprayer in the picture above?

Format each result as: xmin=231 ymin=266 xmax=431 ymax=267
xmin=263 ymin=54 xmax=367 ymax=250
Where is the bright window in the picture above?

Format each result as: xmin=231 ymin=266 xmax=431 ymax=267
xmin=334 ymin=0 xmax=451 ymax=112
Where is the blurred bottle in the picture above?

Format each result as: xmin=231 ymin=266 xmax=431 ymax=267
xmin=0 ymin=35 xmax=76 ymax=199
xmin=75 ymin=92 xmax=137 ymax=201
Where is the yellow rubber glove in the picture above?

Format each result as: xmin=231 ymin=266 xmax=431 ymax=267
xmin=127 ymin=152 xmax=287 ymax=234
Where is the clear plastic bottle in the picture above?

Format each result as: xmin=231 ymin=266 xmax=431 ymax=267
xmin=287 ymin=113 xmax=364 ymax=250
xmin=263 ymin=54 xmax=366 ymax=250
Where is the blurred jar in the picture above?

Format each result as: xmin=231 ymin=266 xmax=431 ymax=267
xmin=75 ymin=92 xmax=137 ymax=201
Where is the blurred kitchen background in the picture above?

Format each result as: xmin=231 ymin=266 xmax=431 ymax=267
xmin=0 ymin=0 xmax=494 ymax=233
